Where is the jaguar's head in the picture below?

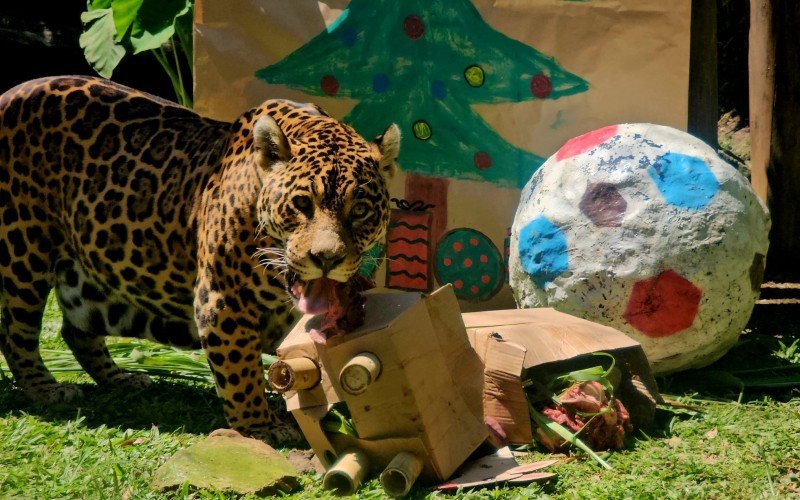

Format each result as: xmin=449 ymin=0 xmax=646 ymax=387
xmin=252 ymin=101 xmax=400 ymax=313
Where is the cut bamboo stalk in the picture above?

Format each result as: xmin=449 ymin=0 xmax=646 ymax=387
xmin=339 ymin=352 xmax=382 ymax=394
xmin=266 ymin=357 xmax=320 ymax=393
xmin=322 ymin=449 xmax=370 ymax=495
xmin=380 ymin=452 xmax=424 ymax=497
xmin=381 ymin=451 xmax=423 ymax=497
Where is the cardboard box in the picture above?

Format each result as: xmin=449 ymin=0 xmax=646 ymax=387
xmin=464 ymin=308 xmax=661 ymax=444
xmin=275 ymin=285 xmax=488 ymax=483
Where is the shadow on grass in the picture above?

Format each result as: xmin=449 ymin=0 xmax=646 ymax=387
xmin=655 ymin=297 xmax=800 ymax=404
xmin=0 ymin=377 xmax=227 ymax=435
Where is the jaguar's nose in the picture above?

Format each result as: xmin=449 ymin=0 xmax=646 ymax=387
xmin=308 ymin=251 xmax=345 ymax=274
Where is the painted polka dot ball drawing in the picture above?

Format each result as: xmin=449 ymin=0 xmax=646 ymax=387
xmin=509 ymin=124 xmax=771 ymax=374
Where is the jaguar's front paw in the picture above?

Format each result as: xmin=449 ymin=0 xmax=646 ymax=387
xmin=26 ymin=382 xmax=84 ymax=404
xmin=236 ymin=421 xmax=306 ymax=447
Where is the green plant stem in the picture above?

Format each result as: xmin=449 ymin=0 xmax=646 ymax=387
xmin=153 ymin=44 xmax=191 ymax=108
xmin=170 ymin=38 xmax=191 ymax=108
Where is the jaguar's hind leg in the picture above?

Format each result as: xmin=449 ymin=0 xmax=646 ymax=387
xmin=0 ymin=244 xmax=82 ymax=403
xmin=60 ymin=318 xmax=153 ymax=390
xmin=54 ymin=259 xmax=153 ymax=390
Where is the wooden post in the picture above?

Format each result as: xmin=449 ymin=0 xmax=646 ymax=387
xmin=750 ymin=0 xmax=800 ymax=280
xmin=688 ymin=0 xmax=718 ymax=147
xmin=748 ymin=0 xmax=774 ymax=203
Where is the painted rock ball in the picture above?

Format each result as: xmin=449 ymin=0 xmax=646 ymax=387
xmin=509 ymin=124 xmax=771 ymax=374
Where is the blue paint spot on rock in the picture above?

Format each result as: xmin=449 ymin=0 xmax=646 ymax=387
xmin=372 ymin=73 xmax=390 ymax=93
xmin=518 ymin=216 xmax=569 ymax=287
xmin=431 ymin=80 xmax=447 ymax=100
xmin=648 ymin=152 xmax=719 ymax=209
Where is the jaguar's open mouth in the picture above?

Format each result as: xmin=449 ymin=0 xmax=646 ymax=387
xmin=286 ymin=272 xmax=374 ymax=344
xmin=286 ymin=274 xmax=341 ymax=315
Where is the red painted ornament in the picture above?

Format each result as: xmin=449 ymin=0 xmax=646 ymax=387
xmin=403 ymin=15 xmax=425 ymax=40
xmin=473 ymin=151 xmax=492 ymax=170
xmin=320 ymin=75 xmax=339 ymax=96
xmin=530 ymin=73 xmax=552 ymax=98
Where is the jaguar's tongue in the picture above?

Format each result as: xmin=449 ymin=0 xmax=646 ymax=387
xmin=294 ymin=278 xmax=338 ymax=315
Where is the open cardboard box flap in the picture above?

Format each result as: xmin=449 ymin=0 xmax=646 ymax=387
xmin=464 ymin=307 xmax=659 ymax=444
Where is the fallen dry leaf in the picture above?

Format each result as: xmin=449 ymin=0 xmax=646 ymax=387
xmin=704 ymin=428 xmax=718 ymax=440
xmin=119 ymin=437 xmax=147 ymax=447
xmin=667 ymin=436 xmax=682 ymax=448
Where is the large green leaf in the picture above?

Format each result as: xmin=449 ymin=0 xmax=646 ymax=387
xmin=110 ymin=0 xmax=144 ymax=41
xmin=128 ymin=0 xmax=191 ymax=54
xmin=89 ymin=0 xmax=113 ymax=10
xmin=79 ymin=8 xmax=126 ymax=78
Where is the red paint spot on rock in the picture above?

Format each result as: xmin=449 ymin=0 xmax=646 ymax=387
xmin=474 ymin=151 xmax=492 ymax=170
xmin=443 ymin=258 xmax=452 ymax=267
xmin=480 ymin=254 xmax=488 ymax=263
xmin=470 ymin=285 xmax=480 ymax=295
xmin=481 ymin=274 xmax=491 ymax=284
xmin=403 ymin=15 xmax=425 ymax=39
xmin=463 ymin=258 xmax=473 ymax=268
xmin=556 ymin=125 xmax=619 ymax=161
xmin=470 ymin=237 xmax=479 ymax=246
xmin=453 ymin=241 xmax=463 ymax=252
xmin=624 ymin=270 xmax=702 ymax=338
xmin=320 ymin=75 xmax=339 ymax=96
xmin=454 ymin=279 xmax=464 ymax=290
xmin=530 ymin=74 xmax=552 ymax=98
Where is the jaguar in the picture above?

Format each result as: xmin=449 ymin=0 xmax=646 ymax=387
xmin=0 ymin=76 xmax=399 ymax=443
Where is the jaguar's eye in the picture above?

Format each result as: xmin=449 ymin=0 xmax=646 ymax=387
xmin=293 ymin=195 xmax=313 ymax=216
xmin=351 ymin=202 xmax=369 ymax=218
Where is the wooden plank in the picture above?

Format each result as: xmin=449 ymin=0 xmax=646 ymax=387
xmin=750 ymin=0 xmax=800 ymax=279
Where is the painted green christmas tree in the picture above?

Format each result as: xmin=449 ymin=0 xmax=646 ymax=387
xmin=256 ymin=0 xmax=588 ymax=189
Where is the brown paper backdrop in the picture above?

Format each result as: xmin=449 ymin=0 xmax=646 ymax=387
xmin=194 ymin=0 xmax=692 ymax=311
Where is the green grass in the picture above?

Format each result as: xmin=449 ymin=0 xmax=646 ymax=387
xmin=1 ymin=296 xmax=799 ymax=498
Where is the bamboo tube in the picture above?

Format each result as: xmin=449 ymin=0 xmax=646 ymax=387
xmin=322 ymin=449 xmax=370 ymax=495
xmin=338 ymin=352 xmax=381 ymax=395
xmin=380 ymin=452 xmax=424 ymax=497
xmin=266 ymin=357 xmax=320 ymax=393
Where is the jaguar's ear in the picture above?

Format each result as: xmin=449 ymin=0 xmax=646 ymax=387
xmin=374 ymin=124 xmax=401 ymax=178
xmin=253 ymin=115 xmax=291 ymax=168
